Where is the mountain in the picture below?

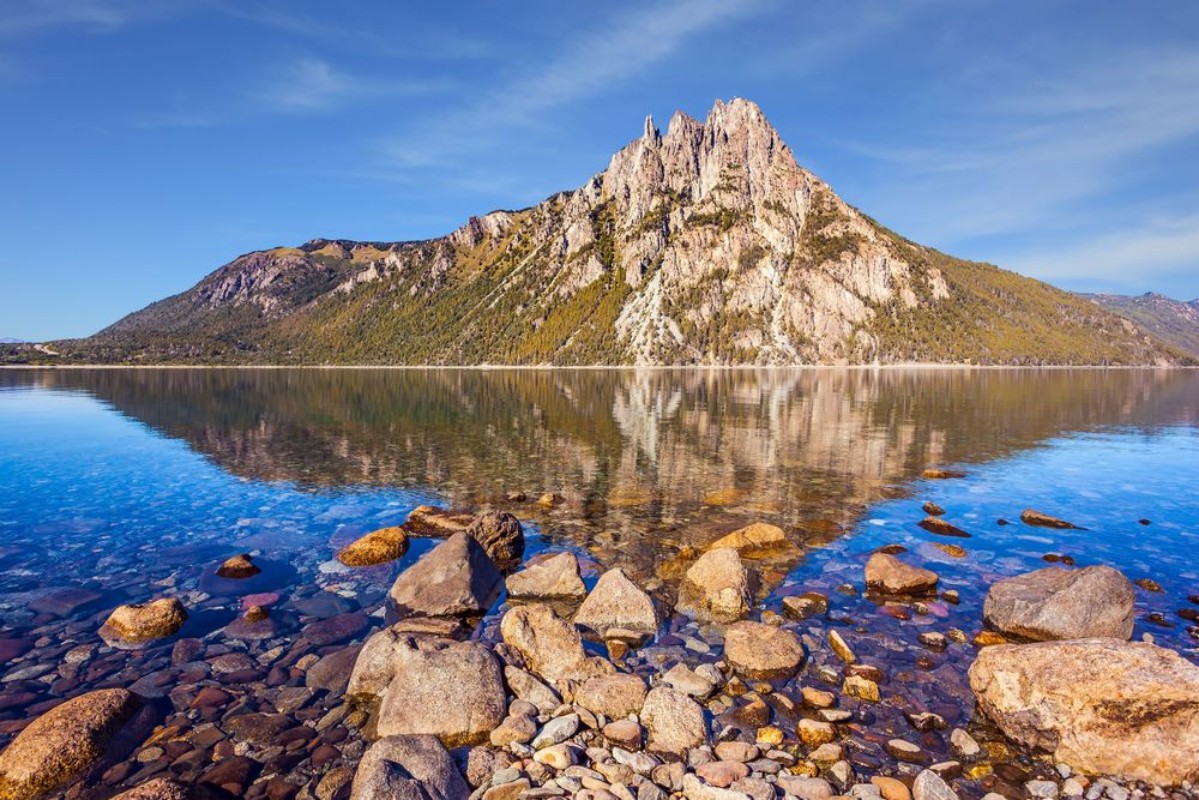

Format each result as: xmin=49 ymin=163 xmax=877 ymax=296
xmin=1080 ymin=292 xmax=1199 ymax=358
xmin=0 ymin=338 xmax=26 ymax=344
xmin=44 ymin=98 xmax=1188 ymax=366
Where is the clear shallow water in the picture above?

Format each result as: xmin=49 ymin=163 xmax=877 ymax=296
xmin=1 ymin=368 xmax=1198 ymax=796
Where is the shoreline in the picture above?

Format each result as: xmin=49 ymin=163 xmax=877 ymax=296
xmin=2 ymin=363 xmax=1196 ymax=371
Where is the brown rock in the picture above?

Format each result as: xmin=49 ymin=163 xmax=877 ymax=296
xmin=350 ymin=734 xmax=469 ymax=800
xmin=575 ymin=673 xmax=648 ymax=719
xmin=641 ymin=687 xmax=707 ymax=755
xmin=216 ymin=553 xmax=260 ymax=579
xmin=918 ymin=517 xmax=970 ymax=538
xmin=505 ymin=552 xmax=586 ymax=599
xmin=695 ymin=760 xmax=750 ymax=788
xmin=707 ymin=522 xmax=793 ymax=559
xmin=921 ymin=502 xmax=945 ymax=516
xmin=337 ymin=527 xmax=409 ymax=567
xmin=677 ymin=548 xmax=754 ymax=623
xmin=724 ymin=621 xmax=805 ymax=679
xmin=388 ymin=532 xmax=502 ymax=618
xmin=982 ymin=565 xmax=1134 ymax=641
xmin=0 ymin=688 xmax=143 ymax=800
xmin=969 ymin=638 xmax=1199 ymax=785
xmin=500 ymin=603 xmax=613 ymax=684
xmin=110 ymin=778 xmax=191 ymax=800
xmin=465 ymin=511 xmax=525 ymax=572
xmin=921 ymin=469 xmax=965 ymax=480
xmin=574 ymin=568 xmax=658 ymax=638
xmin=403 ymin=505 xmax=474 ymax=538
xmin=865 ymin=552 xmax=938 ymax=596
xmin=99 ymin=598 xmax=188 ymax=647
xmin=1020 ymin=509 xmax=1082 ymax=529
xmin=374 ymin=640 xmax=508 ymax=748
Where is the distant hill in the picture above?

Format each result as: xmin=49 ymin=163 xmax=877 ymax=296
xmin=1081 ymin=293 xmax=1199 ymax=358
xmin=0 ymin=338 xmax=27 ymax=344
xmin=27 ymin=98 xmax=1190 ymax=366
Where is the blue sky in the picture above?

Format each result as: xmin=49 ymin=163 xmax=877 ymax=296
xmin=1 ymin=0 xmax=1198 ymax=340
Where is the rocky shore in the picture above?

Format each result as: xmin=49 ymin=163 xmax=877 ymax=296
xmin=1 ymin=497 xmax=1198 ymax=800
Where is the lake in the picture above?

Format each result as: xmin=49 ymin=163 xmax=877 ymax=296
xmin=1 ymin=367 xmax=1197 ymax=798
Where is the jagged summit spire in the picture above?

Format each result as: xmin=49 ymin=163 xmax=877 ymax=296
xmin=643 ymin=114 xmax=658 ymax=141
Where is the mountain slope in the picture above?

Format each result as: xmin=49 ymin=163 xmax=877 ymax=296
xmin=1081 ymin=293 xmax=1199 ymax=358
xmin=53 ymin=98 xmax=1186 ymax=366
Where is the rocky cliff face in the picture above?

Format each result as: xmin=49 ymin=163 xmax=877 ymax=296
xmin=70 ymin=98 xmax=1186 ymax=366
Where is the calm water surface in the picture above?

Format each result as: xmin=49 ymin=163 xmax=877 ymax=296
xmin=1 ymin=368 xmax=1198 ymax=795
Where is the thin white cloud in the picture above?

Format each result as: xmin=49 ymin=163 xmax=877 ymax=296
xmin=0 ymin=0 xmax=192 ymax=36
xmin=137 ymin=56 xmax=451 ymax=128
xmin=379 ymin=0 xmax=775 ymax=171
xmin=1006 ymin=213 xmax=1199 ymax=293
xmin=841 ymin=47 xmax=1199 ymax=241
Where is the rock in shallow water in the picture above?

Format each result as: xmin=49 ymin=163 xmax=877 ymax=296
xmin=968 ymin=638 xmax=1199 ymax=784
xmin=504 ymin=552 xmax=586 ymax=600
xmin=99 ymin=597 xmax=188 ymax=647
xmin=574 ymin=568 xmax=659 ymax=639
xmin=337 ymin=526 xmax=409 ymax=567
xmin=706 ymin=523 xmax=792 ymax=559
xmin=982 ymin=565 xmax=1134 ymax=641
xmin=0 ymin=688 xmax=144 ymax=799
xmin=723 ymin=621 xmax=805 ymax=679
xmin=677 ymin=548 xmax=754 ymax=623
xmin=388 ymin=532 xmax=502 ymax=618
xmin=865 ymin=553 xmax=939 ymax=596
xmin=465 ymin=511 xmax=525 ymax=573
xmin=500 ymin=603 xmax=613 ymax=684
xmin=641 ymin=686 xmax=707 ymax=756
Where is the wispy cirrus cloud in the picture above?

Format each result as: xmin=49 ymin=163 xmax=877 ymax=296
xmin=0 ymin=0 xmax=193 ymax=36
xmin=378 ymin=0 xmax=776 ymax=173
xmin=137 ymin=55 xmax=451 ymax=128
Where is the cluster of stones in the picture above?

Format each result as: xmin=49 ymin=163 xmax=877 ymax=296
xmin=2 ymin=494 xmax=1199 ymax=800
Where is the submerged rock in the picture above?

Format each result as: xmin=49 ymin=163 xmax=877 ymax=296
xmin=337 ymin=526 xmax=410 ymax=567
xmin=465 ymin=511 xmax=525 ymax=572
xmin=500 ymin=603 xmax=613 ymax=684
xmin=388 ymin=532 xmax=502 ymax=618
xmin=921 ymin=468 xmax=965 ymax=480
xmin=707 ymin=522 xmax=792 ymax=559
xmin=574 ymin=568 xmax=658 ymax=639
xmin=0 ymin=688 xmax=144 ymax=800
xmin=403 ymin=505 xmax=475 ymax=538
xmin=99 ymin=598 xmax=188 ymax=647
xmin=983 ymin=565 xmax=1134 ymax=641
xmin=677 ymin=548 xmax=753 ymax=623
xmin=918 ymin=517 xmax=970 ymax=538
xmin=216 ymin=553 xmax=261 ymax=578
xmin=1020 ymin=509 xmax=1082 ymax=529
xmin=865 ymin=552 xmax=939 ymax=596
xmin=969 ymin=638 xmax=1199 ymax=784
xmin=505 ymin=552 xmax=586 ymax=599
xmin=350 ymin=734 xmax=469 ymax=800
xmin=724 ymin=621 xmax=805 ymax=679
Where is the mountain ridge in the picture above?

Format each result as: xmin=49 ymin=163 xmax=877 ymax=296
xmin=1080 ymin=292 xmax=1199 ymax=358
xmin=20 ymin=98 xmax=1192 ymax=366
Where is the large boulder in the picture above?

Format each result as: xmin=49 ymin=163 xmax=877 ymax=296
xmin=388 ymin=532 xmax=502 ymax=618
xmin=505 ymin=552 xmax=586 ymax=600
xmin=350 ymin=734 xmax=469 ymax=800
xmin=707 ymin=522 xmax=793 ymax=559
xmin=99 ymin=598 xmax=188 ymax=647
xmin=337 ymin=526 xmax=409 ymax=567
xmin=677 ymin=548 xmax=753 ymax=623
xmin=374 ymin=639 xmax=507 ymax=748
xmin=982 ymin=566 xmax=1134 ymax=641
xmin=865 ymin=552 xmax=939 ymax=596
xmin=0 ymin=688 xmax=145 ymax=799
xmin=969 ymin=638 xmax=1199 ymax=784
xmin=465 ymin=511 xmax=525 ymax=572
xmin=499 ymin=603 xmax=612 ymax=684
xmin=641 ymin=687 xmax=707 ymax=755
xmin=574 ymin=568 xmax=658 ymax=639
xmin=724 ymin=621 xmax=805 ymax=679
